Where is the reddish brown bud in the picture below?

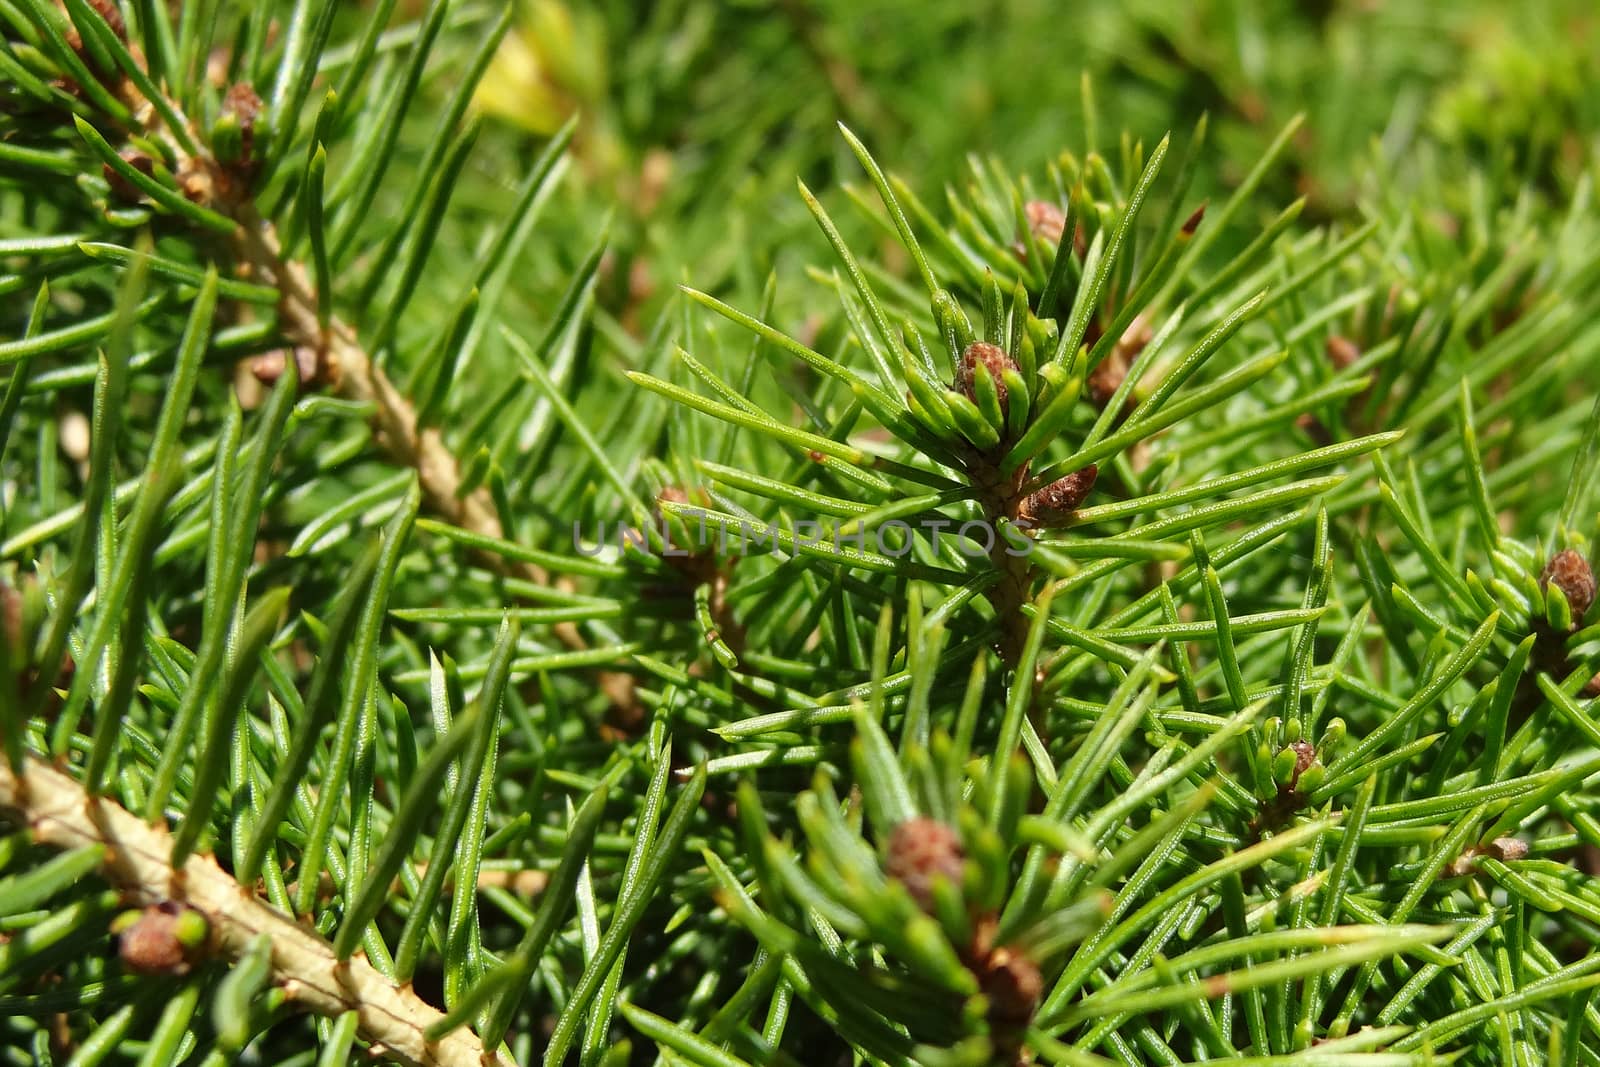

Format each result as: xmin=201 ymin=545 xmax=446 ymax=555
xmin=1086 ymin=316 xmax=1152 ymax=413
xmin=884 ymin=817 xmax=964 ymax=911
xmin=957 ymin=342 xmax=1019 ymax=412
xmin=2 ymin=576 xmax=23 ymax=699
xmin=1181 ymin=202 xmax=1207 ymax=236
xmin=650 ymin=486 xmax=703 ymax=558
xmin=1584 ymin=673 xmax=1600 ymax=699
xmin=1117 ymin=314 xmax=1153 ymax=360
xmin=113 ymin=902 xmax=209 ymax=976
xmin=978 ymin=946 xmax=1043 ymax=1027
xmin=1325 ymin=335 xmax=1361 ymax=371
xmin=1 ymin=578 xmax=20 ymax=650
xmin=224 ymin=83 xmax=261 ymax=134
xmin=1542 ymin=550 xmax=1596 ymax=625
xmin=87 ymin=0 xmax=126 ymax=40
xmin=103 ymin=149 xmax=155 ymax=203
xmin=628 ymin=257 xmax=654 ymax=305
xmin=215 ymin=82 xmax=263 ymax=176
xmin=1289 ymin=740 xmax=1316 ymax=780
xmin=1018 ymin=465 xmax=1098 ymax=527
xmin=1086 ymin=353 xmax=1126 ymax=410
xmin=1024 ymin=200 xmax=1066 ymax=247
xmin=249 ymin=347 xmax=323 ymax=390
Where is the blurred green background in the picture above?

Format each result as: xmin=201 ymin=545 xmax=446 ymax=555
xmin=379 ymin=0 xmax=1595 ymax=356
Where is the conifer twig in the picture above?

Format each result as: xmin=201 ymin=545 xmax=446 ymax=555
xmin=234 ymin=177 xmax=638 ymax=711
xmin=234 ymin=207 xmax=513 ymax=566
xmin=101 ymin=55 xmax=637 ymax=712
xmin=0 ymin=757 xmax=495 ymax=1067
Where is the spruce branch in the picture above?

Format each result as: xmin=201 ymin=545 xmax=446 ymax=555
xmin=65 ymin=15 xmax=640 ymax=712
xmin=25 ymin=0 xmax=519 ymax=580
xmin=5 ymin=4 xmax=1600 ymax=1062
xmin=235 ymin=209 xmax=507 ymax=559
xmin=0 ymin=757 xmax=494 ymax=1067
xmin=234 ymin=206 xmax=640 ymax=710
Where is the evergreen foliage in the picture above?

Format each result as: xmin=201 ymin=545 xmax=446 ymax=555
xmin=1 ymin=2 xmax=1599 ymax=1065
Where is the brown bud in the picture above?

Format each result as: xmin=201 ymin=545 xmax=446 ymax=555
xmin=651 ymin=486 xmax=699 ymax=556
xmin=957 ymin=342 xmax=1018 ymax=413
xmin=2 ymin=576 xmax=23 ymax=697
xmin=1086 ymin=352 xmax=1126 ymax=410
xmin=884 ymin=817 xmax=964 ymax=911
xmin=1024 ymin=200 xmax=1066 ymax=248
xmin=637 ymin=148 xmax=673 ymax=217
xmin=1288 ymin=740 xmax=1316 ymax=782
xmin=113 ymin=902 xmax=209 ymax=976
xmin=87 ymin=0 xmax=126 ymax=40
xmin=1296 ymin=411 xmax=1333 ymax=448
xmin=1487 ymin=837 xmax=1528 ymax=862
xmin=179 ymin=163 xmax=216 ymax=206
xmin=1585 ymin=673 xmax=1600 ymax=700
xmin=1449 ymin=836 xmax=1531 ymax=877
xmin=1325 ymin=335 xmax=1361 ymax=371
xmin=223 ymin=82 xmax=262 ymax=164
xmin=103 ymin=149 xmax=155 ymax=203
xmin=1 ymin=579 xmax=19 ymax=649
xmin=979 ymin=946 xmax=1043 ymax=1027
xmin=1018 ymin=465 xmax=1098 ymax=527
xmin=652 ymin=484 xmax=709 ymax=526
xmin=249 ymin=347 xmax=323 ymax=390
xmin=628 ymin=257 xmax=654 ymax=305
xmin=1086 ymin=316 xmax=1152 ymax=413
xmin=1117 ymin=314 xmax=1153 ymax=361
xmin=1181 ymin=202 xmax=1207 ymax=236
xmin=1541 ymin=550 xmax=1596 ymax=625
